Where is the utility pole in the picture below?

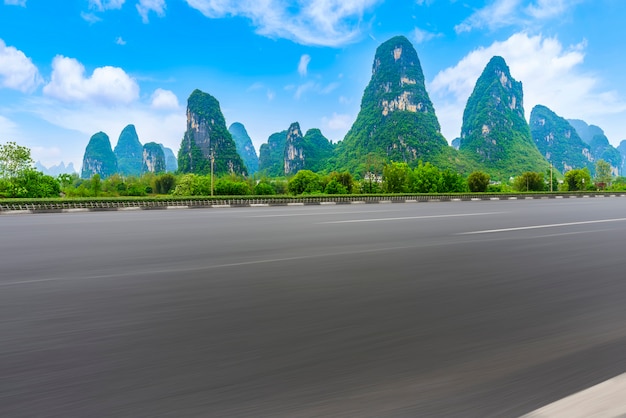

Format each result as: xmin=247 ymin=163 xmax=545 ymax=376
xmin=210 ymin=151 xmax=215 ymax=197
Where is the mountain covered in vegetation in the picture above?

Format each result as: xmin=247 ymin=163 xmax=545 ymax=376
xmin=301 ymin=128 xmax=334 ymax=172
xmin=160 ymin=145 xmax=178 ymax=172
xmin=81 ymin=132 xmax=118 ymax=179
xmin=228 ymin=122 xmax=259 ymax=175
xmin=336 ymin=35 xmax=449 ymax=174
xmin=459 ymin=56 xmax=548 ymax=178
xmin=529 ymin=105 xmax=593 ymax=173
xmin=114 ymin=124 xmax=143 ymax=177
xmin=178 ymin=89 xmax=246 ymax=176
xmin=567 ymin=119 xmax=605 ymax=144
xmin=258 ymin=131 xmax=287 ymax=176
xmin=142 ymin=142 xmax=166 ymax=174
xmin=35 ymin=161 xmax=76 ymax=176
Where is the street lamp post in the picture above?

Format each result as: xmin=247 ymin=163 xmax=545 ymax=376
xmin=210 ymin=151 xmax=215 ymax=197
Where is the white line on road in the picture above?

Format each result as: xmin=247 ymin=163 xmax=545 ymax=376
xmin=521 ymin=372 xmax=626 ymax=418
xmin=320 ymin=212 xmax=503 ymax=224
xmin=459 ymin=218 xmax=626 ymax=235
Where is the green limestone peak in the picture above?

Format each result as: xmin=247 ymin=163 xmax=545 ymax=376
xmin=81 ymin=132 xmax=118 ymax=179
xmin=337 ymin=35 xmax=448 ymax=173
xmin=284 ymin=122 xmax=305 ymax=175
xmin=178 ymin=89 xmax=246 ymax=176
xmin=228 ymin=122 xmax=259 ymax=175
xmin=114 ymin=124 xmax=143 ymax=177
xmin=258 ymin=130 xmax=287 ymax=177
xmin=142 ymin=142 xmax=166 ymax=174
xmin=460 ymin=56 xmax=548 ymax=178
xmin=530 ymin=105 xmax=593 ymax=173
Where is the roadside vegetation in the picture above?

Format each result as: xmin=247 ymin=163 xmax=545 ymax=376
xmin=2 ymin=141 xmax=625 ymax=200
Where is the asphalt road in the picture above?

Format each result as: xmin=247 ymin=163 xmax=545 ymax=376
xmin=2 ymin=198 xmax=626 ymax=417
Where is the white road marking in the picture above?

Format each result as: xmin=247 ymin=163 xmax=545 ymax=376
xmin=320 ymin=212 xmax=503 ymax=224
xmin=459 ymin=218 xmax=626 ymax=235
xmin=521 ymin=373 xmax=626 ymax=418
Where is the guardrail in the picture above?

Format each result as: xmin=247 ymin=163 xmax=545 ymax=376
xmin=1 ymin=192 xmax=625 ymax=214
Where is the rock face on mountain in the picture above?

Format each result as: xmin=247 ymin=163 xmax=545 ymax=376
xmin=81 ymin=132 xmax=118 ymax=179
xmin=258 ymin=130 xmax=287 ymax=176
xmin=114 ymin=124 xmax=143 ymax=177
xmin=567 ymin=119 xmax=605 ymax=144
xmin=529 ymin=105 xmax=593 ymax=173
xmin=590 ymin=134 xmax=621 ymax=175
xmin=228 ymin=122 xmax=259 ymax=175
xmin=142 ymin=142 xmax=166 ymax=174
xmin=460 ymin=56 xmax=548 ymax=178
xmin=336 ymin=35 xmax=448 ymax=172
xmin=618 ymin=140 xmax=626 ymax=176
xmin=284 ymin=122 xmax=305 ymax=175
xmin=177 ymin=89 xmax=246 ymax=176
xmin=159 ymin=145 xmax=178 ymax=172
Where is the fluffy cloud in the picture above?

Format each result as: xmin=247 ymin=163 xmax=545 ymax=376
xmin=150 ymin=88 xmax=179 ymax=109
xmin=455 ymin=0 xmax=584 ymax=33
xmin=322 ymin=112 xmax=353 ymax=132
xmin=0 ymin=39 xmax=41 ymax=92
xmin=184 ymin=0 xmax=381 ymax=46
xmin=137 ymin=0 xmax=166 ymax=23
xmin=298 ymin=54 xmax=311 ymax=77
xmin=43 ymin=55 xmax=139 ymax=105
xmin=429 ymin=32 xmax=626 ymax=142
xmin=4 ymin=0 xmax=27 ymax=6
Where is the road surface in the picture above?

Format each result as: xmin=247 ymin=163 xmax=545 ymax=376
xmin=2 ymin=198 xmax=626 ymax=417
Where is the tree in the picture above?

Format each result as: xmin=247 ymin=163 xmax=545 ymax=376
xmin=564 ymin=168 xmax=591 ymax=191
xmin=513 ymin=172 xmax=545 ymax=192
xmin=467 ymin=171 xmax=490 ymax=192
xmin=0 ymin=141 xmax=33 ymax=179
xmin=382 ymin=162 xmax=411 ymax=193
xmin=595 ymin=159 xmax=612 ymax=189
xmin=288 ymin=170 xmax=322 ymax=195
xmin=410 ymin=161 xmax=441 ymax=193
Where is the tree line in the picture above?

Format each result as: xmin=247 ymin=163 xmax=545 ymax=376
xmin=1 ymin=141 xmax=623 ymax=199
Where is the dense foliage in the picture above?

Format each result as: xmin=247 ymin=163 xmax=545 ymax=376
xmin=460 ymin=56 xmax=549 ymax=179
xmin=0 ymin=142 xmax=60 ymax=198
xmin=114 ymin=124 xmax=143 ymax=177
xmin=178 ymin=89 xmax=246 ymax=176
xmin=467 ymin=171 xmax=490 ymax=192
xmin=228 ymin=122 xmax=259 ymax=175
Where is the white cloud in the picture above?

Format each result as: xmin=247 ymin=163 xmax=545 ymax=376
xmin=298 ymin=54 xmax=311 ymax=77
xmin=4 ymin=0 xmax=27 ymax=6
xmin=413 ymin=27 xmax=441 ymax=44
xmin=115 ymin=36 xmax=127 ymax=45
xmin=292 ymin=81 xmax=341 ymax=99
xmin=429 ymin=32 xmax=626 ymax=143
xmin=0 ymin=39 xmax=42 ymax=92
xmin=295 ymin=81 xmax=316 ymax=100
xmin=184 ymin=0 xmax=381 ymax=46
xmin=150 ymin=88 xmax=179 ymax=109
xmin=0 ymin=115 xmax=18 ymax=138
xmin=455 ymin=0 xmax=584 ymax=33
xmin=137 ymin=0 xmax=166 ymax=23
xmin=43 ymin=55 xmax=139 ymax=105
xmin=81 ymin=12 xmax=102 ymax=23
xmin=88 ymin=0 xmax=125 ymax=11
xmin=322 ymin=113 xmax=353 ymax=132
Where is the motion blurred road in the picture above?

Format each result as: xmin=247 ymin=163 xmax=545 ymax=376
xmin=2 ymin=198 xmax=626 ymax=417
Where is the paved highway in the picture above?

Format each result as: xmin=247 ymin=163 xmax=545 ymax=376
xmin=2 ymin=198 xmax=626 ymax=417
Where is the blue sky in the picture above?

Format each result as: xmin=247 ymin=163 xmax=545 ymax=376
xmin=1 ymin=0 xmax=625 ymax=170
